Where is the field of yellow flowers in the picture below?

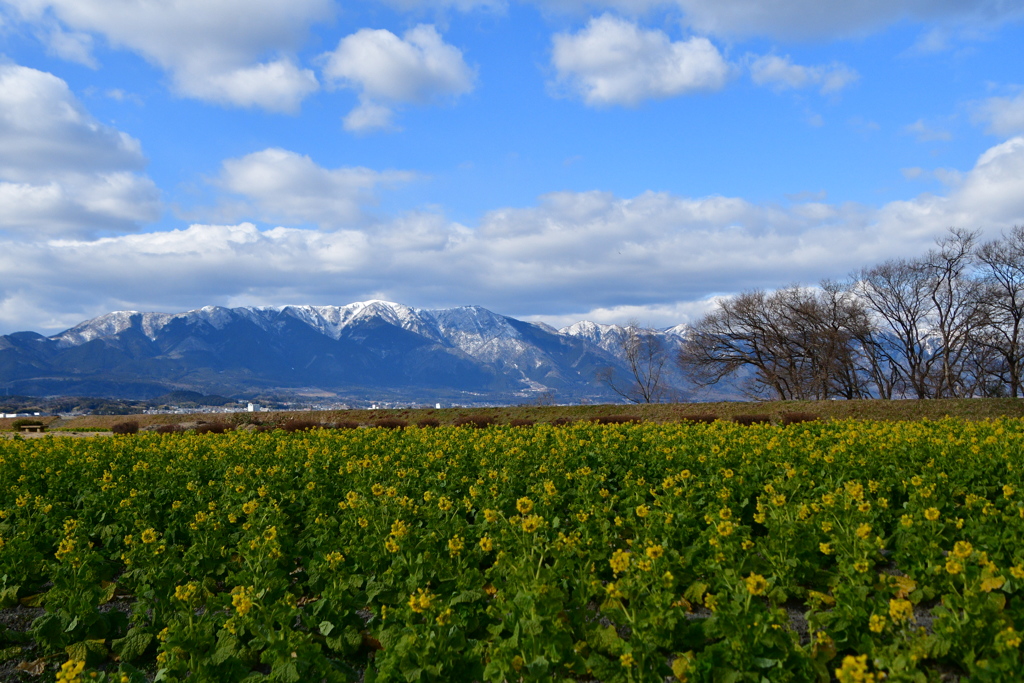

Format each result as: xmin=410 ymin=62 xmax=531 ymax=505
xmin=1 ymin=419 xmax=1023 ymax=682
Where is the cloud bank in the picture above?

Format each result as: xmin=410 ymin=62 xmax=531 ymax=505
xmin=0 ymin=64 xmax=160 ymax=238
xmin=3 ymin=135 xmax=1024 ymax=333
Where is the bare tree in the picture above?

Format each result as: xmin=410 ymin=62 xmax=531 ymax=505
xmin=974 ymin=226 xmax=1024 ymax=396
xmin=814 ymin=281 xmax=880 ymax=399
xmin=674 ymin=228 xmax=1024 ymax=400
xmin=598 ymin=320 xmax=670 ymax=403
xmin=677 ymin=286 xmax=873 ymax=400
xmin=854 ymin=258 xmax=937 ymax=398
xmin=920 ymin=228 xmax=984 ymax=397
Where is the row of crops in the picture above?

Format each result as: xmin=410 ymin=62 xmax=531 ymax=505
xmin=1 ymin=419 xmax=1023 ymax=682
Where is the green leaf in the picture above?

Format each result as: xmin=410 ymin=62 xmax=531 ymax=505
xmin=30 ymin=613 xmax=63 ymax=646
xmin=212 ymin=634 xmax=240 ymax=665
xmin=0 ymin=585 xmax=20 ymax=608
xmin=450 ymin=589 xmax=482 ymax=606
xmin=684 ymin=582 xmax=709 ymax=604
xmin=319 ymin=620 xmax=334 ymax=637
xmin=112 ymin=629 xmax=153 ymax=663
xmin=588 ymin=624 xmax=622 ymax=654
xmin=270 ymin=659 xmax=300 ymax=683
xmin=99 ymin=582 xmax=118 ymax=605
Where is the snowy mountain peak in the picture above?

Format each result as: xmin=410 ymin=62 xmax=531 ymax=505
xmin=5 ymin=301 xmax=703 ymax=402
xmin=54 ymin=310 xmax=142 ymax=346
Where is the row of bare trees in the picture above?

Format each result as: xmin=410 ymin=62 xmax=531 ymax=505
xmin=678 ymin=227 xmax=1024 ymax=400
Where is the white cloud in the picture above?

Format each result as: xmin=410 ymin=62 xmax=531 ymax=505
xmin=43 ymin=25 xmax=98 ymax=67
xmin=905 ymin=118 xmax=953 ymax=142
xmin=0 ymin=64 xmax=160 ymax=237
xmin=525 ymin=298 xmax=721 ymax=329
xmin=749 ymin=54 xmax=858 ymax=94
xmin=642 ymin=0 xmax=1021 ymax=40
xmin=551 ymin=15 xmax=730 ymax=106
xmin=0 ymin=64 xmax=144 ymax=178
xmin=3 ymin=0 xmax=332 ymax=111
xmin=210 ymin=148 xmax=417 ymax=228
xmin=6 ymin=136 xmax=1024 ymax=335
xmin=973 ymin=91 xmax=1024 ymax=137
xmin=344 ymin=99 xmax=397 ymax=133
xmin=184 ymin=59 xmax=319 ymax=113
xmin=901 ymin=167 xmax=925 ymax=180
xmin=506 ymin=0 xmax=1024 ymax=41
xmin=321 ymin=24 xmax=475 ymax=132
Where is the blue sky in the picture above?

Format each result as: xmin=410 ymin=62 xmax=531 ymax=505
xmin=1 ymin=0 xmax=1024 ymax=335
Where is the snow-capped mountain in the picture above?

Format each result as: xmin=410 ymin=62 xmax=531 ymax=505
xmin=0 ymin=301 xmax=696 ymax=402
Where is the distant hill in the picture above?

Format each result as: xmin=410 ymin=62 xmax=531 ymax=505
xmin=0 ymin=301 xmax=719 ymax=402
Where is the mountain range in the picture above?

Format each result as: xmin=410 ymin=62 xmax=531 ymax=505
xmin=0 ymin=301 xmax=701 ymax=403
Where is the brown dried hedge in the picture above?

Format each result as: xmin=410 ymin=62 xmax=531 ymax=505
xmin=452 ymin=415 xmax=496 ymax=429
xmin=779 ymin=412 xmax=820 ymax=425
xmin=590 ymin=415 xmax=642 ymax=425
xmin=373 ymin=418 xmax=408 ymax=430
xmin=281 ymin=419 xmax=322 ymax=433
xmin=155 ymin=424 xmax=184 ymax=434
xmin=508 ymin=418 xmax=535 ymax=427
xmin=679 ymin=414 xmax=718 ymax=424
xmin=110 ymin=421 xmax=139 ymax=435
xmin=415 ymin=418 xmax=441 ymax=428
xmin=195 ymin=422 xmax=233 ymax=434
xmin=733 ymin=414 xmax=772 ymax=426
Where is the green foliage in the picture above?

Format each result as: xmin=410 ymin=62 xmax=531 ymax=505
xmin=1 ymin=419 xmax=1024 ymax=680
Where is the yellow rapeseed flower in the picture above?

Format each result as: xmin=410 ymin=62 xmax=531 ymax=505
xmin=174 ymin=582 xmax=199 ymax=603
xmin=744 ymin=573 xmax=768 ymax=596
xmin=835 ymin=654 xmax=881 ymax=683
xmin=521 ymin=514 xmax=543 ymax=533
xmin=54 ymin=658 xmax=85 ymax=683
xmin=888 ymin=598 xmax=913 ymax=623
xmin=232 ymin=586 xmax=255 ymax=616
xmin=408 ymin=588 xmax=434 ymax=613
xmin=610 ymin=548 xmax=631 ymax=574
xmin=924 ymin=508 xmax=940 ymax=521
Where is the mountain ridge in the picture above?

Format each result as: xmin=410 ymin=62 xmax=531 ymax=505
xmin=1 ymin=301 xmax=696 ymax=402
